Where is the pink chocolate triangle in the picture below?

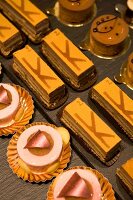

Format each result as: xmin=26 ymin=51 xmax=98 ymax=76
xmin=57 ymin=172 xmax=92 ymax=198
xmin=0 ymin=85 xmax=11 ymax=105
xmin=24 ymin=130 xmax=50 ymax=149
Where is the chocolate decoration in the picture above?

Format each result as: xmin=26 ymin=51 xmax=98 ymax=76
xmin=57 ymin=172 xmax=92 ymax=198
xmin=0 ymin=85 xmax=11 ymax=105
xmin=24 ymin=130 xmax=50 ymax=149
xmin=93 ymin=16 xmax=118 ymax=33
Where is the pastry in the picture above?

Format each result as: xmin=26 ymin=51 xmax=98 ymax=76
xmin=90 ymin=14 xmax=129 ymax=57
xmin=13 ymin=45 xmax=67 ymax=109
xmin=116 ymin=158 xmax=133 ymax=196
xmin=58 ymin=0 xmax=95 ymax=24
xmin=0 ymin=83 xmax=19 ymax=128
xmin=60 ymin=98 xmax=121 ymax=164
xmin=125 ymin=0 xmax=133 ymax=25
xmin=42 ymin=28 xmax=97 ymax=90
xmin=0 ymin=0 xmax=49 ymax=43
xmin=0 ymin=13 xmax=23 ymax=57
xmin=126 ymin=52 xmax=133 ymax=86
xmin=47 ymin=166 xmax=116 ymax=200
xmin=7 ymin=122 xmax=71 ymax=182
xmin=90 ymin=77 xmax=133 ymax=140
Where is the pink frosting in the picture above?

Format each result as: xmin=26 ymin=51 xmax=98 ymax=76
xmin=17 ymin=125 xmax=63 ymax=167
xmin=53 ymin=169 xmax=102 ymax=200
xmin=0 ymin=83 xmax=19 ymax=127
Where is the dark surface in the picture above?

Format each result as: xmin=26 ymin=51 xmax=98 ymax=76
xmin=0 ymin=0 xmax=133 ymax=200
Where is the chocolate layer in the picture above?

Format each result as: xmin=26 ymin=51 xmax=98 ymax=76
xmin=60 ymin=98 xmax=121 ymax=163
xmin=13 ymin=45 xmax=67 ymax=109
xmin=42 ymin=28 xmax=97 ymax=90
xmin=91 ymin=77 xmax=133 ymax=140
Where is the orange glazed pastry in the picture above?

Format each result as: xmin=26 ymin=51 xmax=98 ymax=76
xmin=13 ymin=45 xmax=67 ymax=109
xmin=0 ymin=13 xmax=23 ymax=57
xmin=0 ymin=0 xmax=49 ymax=43
xmin=42 ymin=28 xmax=97 ymax=91
xmin=90 ymin=14 xmax=129 ymax=57
xmin=60 ymin=98 xmax=121 ymax=165
xmin=91 ymin=77 xmax=133 ymax=140
xmin=58 ymin=0 xmax=95 ymax=24
xmin=126 ymin=52 xmax=133 ymax=86
xmin=116 ymin=158 xmax=133 ymax=196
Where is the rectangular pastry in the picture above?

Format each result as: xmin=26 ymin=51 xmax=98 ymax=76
xmin=60 ymin=98 xmax=121 ymax=164
xmin=0 ymin=13 xmax=23 ymax=57
xmin=42 ymin=28 xmax=97 ymax=90
xmin=0 ymin=0 xmax=49 ymax=43
xmin=90 ymin=77 xmax=133 ymax=140
xmin=13 ymin=45 xmax=67 ymax=109
xmin=116 ymin=158 xmax=133 ymax=196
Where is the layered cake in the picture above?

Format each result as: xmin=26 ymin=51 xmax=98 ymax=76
xmin=0 ymin=13 xmax=23 ymax=57
xmin=0 ymin=83 xmax=19 ymax=128
xmin=42 ymin=28 xmax=97 ymax=90
xmin=13 ymin=45 xmax=67 ymax=109
xmin=58 ymin=0 xmax=95 ymax=24
xmin=16 ymin=124 xmax=70 ymax=175
xmin=90 ymin=14 xmax=129 ymax=57
xmin=0 ymin=0 xmax=49 ymax=43
xmin=126 ymin=52 xmax=133 ymax=85
xmin=116 ymin=158 xmax=133 ymax=196
xmin=49 ymin=168 xmax=102 ymax=200
xmin=60 ymin=98 xmax=121 ymax=164
xmin=91 ymin=77 xmax=133 ymax=140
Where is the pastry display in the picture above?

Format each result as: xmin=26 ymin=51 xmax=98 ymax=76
xmin=58 ymin=0 xmax=95 ymax=24
xmin=0 ymin=83 xmax=34 ymax=136
xmin=13 ymin=45 xmax=67 ymax=109
xmin=0 ymin=83 xmax=19 ymax=128
xmin=7 ymin=122 xmax=71 ymax=182
xmin=47 ymin=166 xmax=116 ymax=200
xmin=89 ymin=14 xmax=129 ymax=57
xmin=116 ymin=158 xmax=133 ymax=197
xmin=60 ymin=97 xmax=121 ymax=165
xmin=0 ymin=0 xmax=49 ymax=43
xmin=42 ymin=28 xmax=97 ymax=91
xmin=0 ymin=13 xmax=23 ymax=57
xmin=91 ymin=77 xmax=133 ymax=140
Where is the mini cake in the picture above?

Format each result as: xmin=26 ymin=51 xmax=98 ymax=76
xmin=90 ymin=14 xmax=129 ymax=57
xmin=58 ymin=0 xmax=95 ymax=24
xmin=126 ymin=52 xmax=133 ymax=85
xmin=13 ymin=45 xmax=67 ymax=109
xmin=8 ymin=123 xmax=71 ymax=181
xmin=91 ymin=77 xmax=133 ymax=140
xmin=0 ymin=83 xmax=19 ymax=128
xmin=116 ymin=158 xmax=133 ymax=196
xmin=42 ymin=28 xmax=97 ymax=91
xmin=60 ymin=98 xmax=121 ymax=165
xmin=0 ymin=0 xmax=49 ymax=43
xmin=47 ymin=166 xmax=115 ymax=200
xmin=0 ymin=13 xmax=23 ymax=57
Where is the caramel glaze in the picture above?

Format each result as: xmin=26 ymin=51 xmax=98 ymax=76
xmin=90 ymin=14 xmax=129 ymax=45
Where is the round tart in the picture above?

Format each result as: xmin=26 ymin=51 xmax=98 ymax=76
xmin=7 ymin=122 xmax=71 ymax=182
xmin=90 ymin=14 xmax=129 ymax=57
xmin=59 ymin=0 xmax=95 ymax=24
xmin=0 ymin=84 xmax=34 ymax=136
xmin=0 ymin=83 xmax=19 ymax=128
xmin=47 ymin=166 xmax=116 ymax=200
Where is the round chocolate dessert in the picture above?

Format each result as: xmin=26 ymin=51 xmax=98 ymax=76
xmin=59 ymin=0 xmax=95 ymax=24
xmin=90 ymin=14 xmax=129 ymax=57
xmin=126 ymin=52 xmax=133 ymax=84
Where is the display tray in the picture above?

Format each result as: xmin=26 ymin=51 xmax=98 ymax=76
xmin=0 ymin=0 xmax=133 ymax=200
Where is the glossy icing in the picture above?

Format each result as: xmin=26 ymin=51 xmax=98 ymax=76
xmin=91 ymin=14 xmax=129 ymax=45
